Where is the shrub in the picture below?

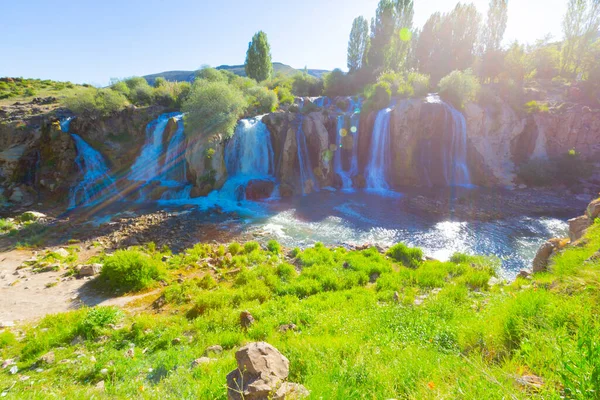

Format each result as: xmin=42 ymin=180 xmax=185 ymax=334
xmin=291 ymin=73 xmax=323 ymax=97
xmin=63 ymin=88 xmax=130 ymax=117
xmin=246 ymin=86 xmax=278 ymax=114
xmin=76 ymin=306 xmax=123 ymax=339
xmin=195 ymin=68 xmax=228 ymax=83
xmin=267 ymin=240 xmax=281 ymax=254
xmin=182 ymin=80 xmax=248 ymax=138
xmin=0 ymin=218 xmax=15 ymax=233
xmin=386 ymin=243 xmax=423 ymax=269
xmin=518 ymin=150 xmax=591 ymax=186
xmin=100 ymin=250 xmax=166 ymax=292
xmin=438 ymin=69 xmax=481 ymax=109
xmin=365 ymin=81 xmax=392 ymax=111
xmin=228 ymin=242 xmax=242 ymax=255
xmin=524 ymin=100 xmax=549 ymax=114
xmin=407 ymin=72 xmax=430 ymax=97
xmin=244 ymin=241 xmax=260 ymax=254
xmin=323 ymin=69 xmax=353 ymax=97
xmin=274 ymin=86 xmax=294 ymax=105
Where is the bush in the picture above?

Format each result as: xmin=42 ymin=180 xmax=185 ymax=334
xmin=517 ymin=150 xmax=591 ymax=186
xmin=244 ymin=241 xmax=260 ymax=253
xmin=438 ymin=69 xmax=481 ymax=109
xmin=245 ymin=86 xmax=278 ymax=114
xmin=524 ymin=100 xmax=549 ymax=114
xmin=0 ymin=218 xmax=15 ymax=233
xmin=267 ymin=240 xmax=281 ymax=254
xmin=76 ymin=306 xmax=123 ymax=339
xmin=365 ymin=81 xmax=392 ymax=111
xmin=182 ymin=80 xmax=248 ymax=138
xmin=386 ymin=243 xmax=424 ymax=269
xmin=291 ymin=73 xmax=323 ymax=97
xmin=407 ymin=72 xmax=430 ymax=97
xmin=323 ymin=69 xmax=353 ymax=97
xmin=274 ymin=86 xmax=294 ymax=105
xmin=195 ymin=67 xmax=228 ymax=83
xmin=63 ymin=88 xmax=130 ymax=117
xmin=100 ymin=250 xmax=166 ymax=292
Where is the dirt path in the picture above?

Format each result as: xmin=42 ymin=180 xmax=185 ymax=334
xmin=0 ymin=248 xmax=157 ymax=325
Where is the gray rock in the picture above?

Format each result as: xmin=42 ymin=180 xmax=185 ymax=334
xmin=568 ymin=215 xmax=591 ymax=242
xmin=78 ymin=264 xmax=103 ymax=277
xmin=205 ymin=345 xmax=223 ymax=355
xmin=532 ymin=241 xmax=556 ymax=273
xmin=39 ymin=351 xmax=55 ymax=364
xmin=191 ymin=357 xmax=215 ymax=368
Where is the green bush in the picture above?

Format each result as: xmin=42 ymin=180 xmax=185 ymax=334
xmin=63 ymin=88 xmax=130 ymax=117
xmin=438 ymin=69 xmax=481 ymax=109
xmin=244 ymin=241 xmax=260 ymax=254
xmin=274 ymin=86 xmax=294 ymax=105
xmin=0 ymin=218 xmax=15 ymax=233
xmin=291 ymin=73 xmax=323 ymax=97
xmin=524 ymin=100 xmax=549 ymax=114
xmin=386 ymin=243 xmax=423 ymax=269
xmin=407 ymin=72 xmax=430 ymax=97
xmin=100 ymin=250 xmax=166 ymax=292
xmin=246 ymin=86 xmax=278 ymax=114
xmin=518 ymin=150 xmax=591 ymax=187
xmin=182 ymin=80 xmax=248 ymax=138
xmin=323 ymin=69 xmax=353 ymax=97
xmin=228 ymin=242 xmax=242 ymax=255
xmin=267 ymin=240 xmax=281 ymax=254
xmin=76 ymin=306 xmax=123 ymax=339
xmin=365 ymin=81 xmax=392 ymax=111
xmin=195 ymin=67 xmax=228 ymax=83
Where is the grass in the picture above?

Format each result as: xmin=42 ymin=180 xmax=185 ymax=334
xmin=0 ymin=230 xmax=599 ymax=399
xmin=0 ymin=218 xmax=15 ymax=233
xmin=0 ymin=77 xmax=91 ymax=107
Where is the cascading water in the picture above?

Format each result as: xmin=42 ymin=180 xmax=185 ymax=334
xmin=333 ymin=99 xmax=361 ymax=191
xmin=129 ymin=112 xmax=191 ymax=200
xmin=219 ymin=117 xmax=275 ymax=201
xmin=365 ymin=104 xmax=395 ymax=191
xmin=295 ymin=114 xmax=318 ymax=195
xmin=68 ymin=134 xmax=120 ymax=209
xmin=426 ymin=95 xmax=472 ymax=186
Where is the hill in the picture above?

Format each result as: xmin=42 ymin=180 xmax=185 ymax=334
xmin=144 ymin=62 xmax=329 ymax=85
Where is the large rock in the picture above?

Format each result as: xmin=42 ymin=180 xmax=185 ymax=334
xmin=185 ymin=133 xmax=227 ymax=193
xmin=226 ymin=342 xmax=308 ymax=400
xmin=568 ymin=215 xmax=591 ymax=242
xmin=245 ymin=180 xmax=275 ymax=200
xmin=532 ymin=240 xmax=557 ymax=273
xmin=587 ymin=198 xmax=600 ymax=220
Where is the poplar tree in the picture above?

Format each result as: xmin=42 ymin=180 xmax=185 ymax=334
xmin=347 ymin=16 xmax=370 ymax=73
xmin=245 ymin=31 xmax=273 ymax=82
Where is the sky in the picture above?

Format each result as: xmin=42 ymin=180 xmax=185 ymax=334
xmin=0 ymin=0 xmax=567 ymax=86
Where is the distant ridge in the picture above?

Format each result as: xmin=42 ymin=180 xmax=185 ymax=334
xmin=144 ymin=62 xmax=328 ymax=85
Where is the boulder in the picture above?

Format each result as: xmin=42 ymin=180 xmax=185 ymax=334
xmin=226 ymin=342 xmax=308 ymax=400
xmin=19 ymin=211 xmax=46 ymax=222
xmin=191 ymin=357 xmax=215 ymax=368
xmin=78 ymin=264 xmax=103 ymax=277
xmin=587 ymin=198 xmax=600 ymax=220
xmin=532 ymin=240 xmax=558 ymax=273
xmin=240 ymin=311 xmax=255 ymax=328
xmin=39 ymin=351 xmax=55 ymax=365
xmin=245 ymin=180 xmax=275 ymax=200
xmin=205 ymin=345 xmax=223 ymax=356
xmin=568 ymin=215 xmax=591 ymax=242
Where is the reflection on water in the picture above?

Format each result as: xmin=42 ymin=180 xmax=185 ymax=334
xmin=246 ymin=191 xmax=569 ymax=279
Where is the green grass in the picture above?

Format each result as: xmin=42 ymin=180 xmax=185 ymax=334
xmin=0 ymin=232 xmax=599 ymax=399
xmin=99 ymin=249 xmax=167 ymax=292
xmin=0 ymin=218 xmax=15 ymax=233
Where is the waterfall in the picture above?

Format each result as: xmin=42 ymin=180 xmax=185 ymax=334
xmin=333 ymin=99 xmax=361 ymax=191
xmin=365 ymin=104 xmax=394 ymax=191
xmin=128 ymin=112 xmax=191 ymax=201
xmin=295 ymin=115 xmax=318 ymax=195
xmin=426 ymin=95 xmax=472 ymax=186
xmin=69 ymin=134 xmax=120 ymax=209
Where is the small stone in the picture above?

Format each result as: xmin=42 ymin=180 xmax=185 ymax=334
xmin=9 ymin=366 xmax=18 ymax=374
xmin=39 ymin=351 xmax=55 ymax=364
xmin=71 ymin=336 xmax=84 ymax=346
xmin=77 ymin=264 xmax=103 ymax=277
xmin=100 ymin=368 xmax=108 ymax=375
xmin=0 ymin=321 xmax=14 ymax=328
xmin=124 ymin=348 xmax=135 ymax=358
xmin=278 ymin=324 xmax=297 ymax=333
xmin=1 ymin=359 xmax=14 ymax=369
xmin=517 ymin=374 xmax=545 ymax=390
xmin=54 ymin=248 xmax=69 ymax=258
xmin=393 ymin=291 xmax=400 ymax=302
xmin=35 ymin=368 xmax=44 ymax=373
xmin=95 ymin=380 xmax=105 ymax=391
xmin=19 ymin=375 xmax=29 ymax=381
xmin=90 ymin=356 xmax=96 ymax=363
xmin=191 ymin=357 xmax=215 ymax=367
xmin=517 ymin=270 xmax=531 ymax=280
xmin=205 ymin=345 xmax=223 ymax=356
xmin=172 ymin=337 xmax=181 ymax=345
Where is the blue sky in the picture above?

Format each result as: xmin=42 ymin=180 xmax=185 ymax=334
xmin=0 ymin=0 xmax=566 ymax=85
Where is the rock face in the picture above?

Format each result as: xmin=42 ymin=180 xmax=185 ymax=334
xmin=226 ymin=342 xmax=308 ymax=400
xmin=532 ymin=240 xmax=558 ymax=273
xmin=245 ymin=179 xmax=275 ymax=200
xmin=185 ymin=133 xmax=227 ymax=192
xmin=568 ymin=215 xmax=591 ymax=242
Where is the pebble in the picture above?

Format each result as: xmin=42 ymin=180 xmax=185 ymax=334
xmin=100 ymin=368 xmax=108 ymax=375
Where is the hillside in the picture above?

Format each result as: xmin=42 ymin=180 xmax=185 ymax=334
xmin=143 ymin=62 xmax=329 ymax=85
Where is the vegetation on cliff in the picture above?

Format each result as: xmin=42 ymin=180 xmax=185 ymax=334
xmin=1 ymin=217 xmax=599 ymax=398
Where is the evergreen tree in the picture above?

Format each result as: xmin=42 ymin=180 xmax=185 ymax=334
xmin=347 ymin=16 xmax=370 ymax=73
xmin=244 ymin=31 xmax=273 ymax=82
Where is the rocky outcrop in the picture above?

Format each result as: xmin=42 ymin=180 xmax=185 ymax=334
xmin=185 ymin=133 xmax=227 ymax=194
xmin=226 ymin=342 xmax=308 ymax=400
xmin=568 ymin=215 xmax=591 ymax=242
xmin=532 ymin=239 xmax=560 ymax=273
xmin=69 ymin=106 xmax=166 ymax=174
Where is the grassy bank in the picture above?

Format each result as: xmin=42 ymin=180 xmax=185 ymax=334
xmin=0 ymin=227 xmax=599 ymax=399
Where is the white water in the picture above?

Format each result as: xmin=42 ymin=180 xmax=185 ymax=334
xmin=365 ymin=104 xmax=394 ymax=191
xmin=295 ymin=115 xmax=319 ymax=195
xmin=69 ymin=134 xmax=120 ymax=209
xmin=426 ymin=95 xmax=472 ymax=186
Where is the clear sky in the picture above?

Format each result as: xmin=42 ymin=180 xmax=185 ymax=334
xmin=0 ymin=0 xmax=567 ymax=86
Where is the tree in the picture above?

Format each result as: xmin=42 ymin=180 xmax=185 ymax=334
xmin=368 ymin=0 xmax=397 ymax=73
xmin=244 ymin=31 xmax=273 ymax=82
xmin=562 ymin=0 xmax=600 ymax=76
xmin=482 ymin=0 xmax=508 ymax=52
xmin=416 ymin=4 xmax=481 ymax=83
xmin=388 ymin=0 xmax=415 ymax=71
xmin=347 ymin=16 xmax=370 ymax=72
